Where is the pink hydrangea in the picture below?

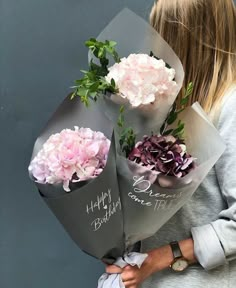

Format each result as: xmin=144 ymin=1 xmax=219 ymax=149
xmin=106 ymin=53 xmax=178 ymax=108
xmin=28 ymin=127 xmax=110 ymax=192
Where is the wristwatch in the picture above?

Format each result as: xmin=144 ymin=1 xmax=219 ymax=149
xmin=169 ymin=241 xmax=189 ymax=272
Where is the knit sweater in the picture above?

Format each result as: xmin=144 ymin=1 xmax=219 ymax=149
xmin=140 ymin=86 xmax=236 ymax=288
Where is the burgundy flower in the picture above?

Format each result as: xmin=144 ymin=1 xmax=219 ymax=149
xmin=128 ymin=134 xmax=195 ymax=178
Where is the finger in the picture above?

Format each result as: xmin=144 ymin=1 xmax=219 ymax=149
xmin=121 ymin=271 xmax=135 ymax=281
xmin=106 ymin=265 xmax=122 ymax=274
xmin=123 ymin=265 xmax=133 ymax=270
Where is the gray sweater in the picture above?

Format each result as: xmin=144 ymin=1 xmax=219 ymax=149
xmin=141 ymin=86 xmax=236 ymax=288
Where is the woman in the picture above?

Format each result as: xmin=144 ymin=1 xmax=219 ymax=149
xmin=106 ymin=0 xmax=236 ymax=287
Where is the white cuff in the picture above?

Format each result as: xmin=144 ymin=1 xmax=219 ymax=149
xmin=191 ymin=224 xmax=227 ymax=270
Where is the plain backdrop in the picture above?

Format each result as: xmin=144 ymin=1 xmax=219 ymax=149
xmin=0 ymin=1 xmax=154 ymax=288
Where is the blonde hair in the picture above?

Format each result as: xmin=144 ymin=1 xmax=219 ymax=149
xmin=150 ymin=0 xmax=236 ymax=113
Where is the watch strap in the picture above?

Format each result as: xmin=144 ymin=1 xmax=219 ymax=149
xmin=170 ymin=241 xmax=182 ymax=259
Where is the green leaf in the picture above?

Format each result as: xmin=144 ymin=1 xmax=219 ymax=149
xmin=117 ymin=105 xmax=125 ymax=128
xmin=119 ymin=105 xmax=125 ymax=113
xmin=180 ymin=97 xmax=189 ymax=106
xmin=80 ymin=95 xmax=89 ymax=107
xmin=162 ymin=129 xmax=174 ymax=136
xmin=86 ymin=38 xmax=96 ymax=44
xmin=170 ymin=102 xmax=177 ymax=113
xmin=105 ymin=46 xmax=113 ymax=54
xmin=71 ymin=38 xmax=121 ymax=107
xmin=167 ymin=112 xmax=178 ymax=125
xmin=117 ymin=106 xmax=136 ymax=156
xmin=111 ymin=78 xmax=116 ymax=88
xmin=179 ymin=82 xmax=193 ymax=108
xmin=109 ymin=41 xmax=117 ymax=47
xmin=158 ymin=82 xmax=193 ymax=137
xmin=100 ymin=58 xmax=109 ymax=68
xmin=187 ymin=82 xmax=193 ymax=92
xmin=172 ymin=123 xmax=185 ymax=136
xmin=77 ymin=87 xmax=89 ymax=96
xmin=98 ymin=48 xmax=104 ymax=58
xmin=89 ymin=84 xmax=99 ymax=93
xmin=114 ymin=52 xmax=120 ymax=63
xmin=90 ymin=91 xmax=97 ymax=98
xmin=117 ymin=121 xmax=123 ymax=128
xmin=70 ymin=91 xmax=76 ymax=99
xmin=184 ymin=82 xmax=193 ymax=98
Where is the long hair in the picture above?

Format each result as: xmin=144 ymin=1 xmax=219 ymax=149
xmin=150 ymin=0 xmax=236 ymax=113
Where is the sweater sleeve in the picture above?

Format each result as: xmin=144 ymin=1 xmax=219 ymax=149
xmin=191 ymin=89 xmax=236 ymax=270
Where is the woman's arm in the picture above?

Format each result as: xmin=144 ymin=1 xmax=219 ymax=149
xmin=106 ymin=238 xmax=197 ymax=288
xmin=146 ymin=238 xmax=197 ymax=272
xmin=191 ymin=89 xmax=236 ymax=270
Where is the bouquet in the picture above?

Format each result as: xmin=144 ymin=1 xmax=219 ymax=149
xmin=72 ymin=9 xmax=184 ymax=133
xmin=29 ymin=8 xmax=226 ymax=288
xmin=29 ymin=96 xmax=125 ymax=261
xmin=71 ymin=9 xmax=225 ymax=251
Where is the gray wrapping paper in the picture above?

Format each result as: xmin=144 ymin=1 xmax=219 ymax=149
xmin=87 ymin=9 xmax=225 ymax=248
xmin=115 ymin=103 xmax=226 ymax=247
xmin=29 ymin=95 xmax=124 ymax=261
xmin=91 ymin=8 xmax=184 ymax=133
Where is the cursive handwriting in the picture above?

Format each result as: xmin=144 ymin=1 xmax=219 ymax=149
xmin=86 ymin=190 xmax=112 ymax=214
xmin=133 ymin=176 xmax=182 ymax=199
xmin=90 ymin=198 xmax=121 ymax=231
xmin=128 ymin=192 xmax=152 ymax=206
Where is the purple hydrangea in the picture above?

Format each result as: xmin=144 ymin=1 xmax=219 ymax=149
xmin=128 ymin=134 xmax=195 ymax=178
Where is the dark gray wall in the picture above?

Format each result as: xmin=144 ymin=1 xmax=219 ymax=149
xmin=0 ymin=1 xmax=153 ymax=288
xmin=3 ymin=1 xmax=235 ymax=287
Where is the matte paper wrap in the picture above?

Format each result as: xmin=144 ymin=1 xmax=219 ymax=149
xmin=92 ymin=8 xmax=184 ymax=133
xmin=29 ymin=10 xmax=226 ymax=276
xmin=30 ymin=95 xmax=124 ymax=261
xmin=115 ymin=103 xmax=226 ymax=247
xmin=88 ymin=9 xmax=225 ymax=248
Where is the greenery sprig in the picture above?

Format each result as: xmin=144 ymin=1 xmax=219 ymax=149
xmin=160 ymin=82 xmax=193 ymax=139
xmin=117 ymin=82 xmax=193 ymax=157
xmin=71 ymin=38 xmax=120 ymax=106
xmin=117 ymin=105 xmax=136 ymax=157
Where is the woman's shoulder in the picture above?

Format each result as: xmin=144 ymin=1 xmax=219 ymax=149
xmin=221 ymin=85 xmax=236 ymax=110
xmin=217 ymin=85 xmax=236 ymax=130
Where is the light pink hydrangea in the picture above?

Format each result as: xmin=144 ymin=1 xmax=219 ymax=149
xmin=106 ymin=53 xmax=178 ymax=107
xmin=28 ymin=127 xmax=110 ymax=192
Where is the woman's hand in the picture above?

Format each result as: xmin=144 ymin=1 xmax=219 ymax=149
xmin=106 ymin=251 xmax=155 ymax=288
xmin=105 ymin=238 xmax=197 ymax=288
